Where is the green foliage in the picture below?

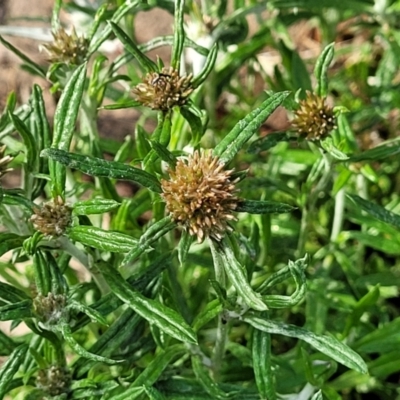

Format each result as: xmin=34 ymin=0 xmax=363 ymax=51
xmin=0 ymin=0 xmax=399 ymax=399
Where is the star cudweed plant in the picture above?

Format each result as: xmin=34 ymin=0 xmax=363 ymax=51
xmin=5 ymin=0 xmax=400 ymax=398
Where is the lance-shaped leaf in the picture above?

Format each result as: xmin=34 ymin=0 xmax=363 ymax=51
xmin=236 ymin=199 xmax=296 ymax=214
xmin=0 ymin=233 xmax=28 ymax=257
xmin=346 ymin=142 xmax=400 ymax=162
xmin=72 ymin=198 xmax=120 ymax=215
xmin=132 ymin=344 xmax=186 ymax=387
xmin=262 ymin=259 xmax=307 ymax=308
xmin=109 ymin=21 xmax=157 ymax=72
xmin=314 ymin=43 xmax=334 ymax=97
xmin=248 ymin=131 xmax=292 ymax=154
xmin=192 ymin=43 xmax=218 ymax=88
xmin=171 ymin=0 xmax=185 ymax=69
xmin=244 ymin=314 xmax=368 ymax=374
xmin=213 ymin=91 xmax=290 ymax=164
xmin=96 ymin=261 xmax=197 ymax=344
xmin=42 ymin=148 xmax=162 ymax=193
xmin=252 ymin=327 xmax=276 ymax=400
xmin=0 ymin=300 xmax=33 ymax=321
xmin=192 ymin=355 xmax=229 ymax=399
xmin=209 ymin=239 xmax=268 ymax=311
xmin=122 ymin=217 xmax=176 ymax=264
xmin=68 ymin=226 xmax=138 ymax=253
xmin=0 ymin=344 xmax=28 ymax=398
xmin=0 ymin=35 xmax=45 ymax=77
xmin=50 ymin=63 xmax=87 ymax=198
xmin=59 ymin=323 xmax=119 ymax=365
xmin=8 ymin=112 xmax=37 ymax=176
xmin=348 ymin=194 xmax=400 ymax=230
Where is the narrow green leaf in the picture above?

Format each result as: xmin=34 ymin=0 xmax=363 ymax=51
xmin=171 ymin=0 xmax=185 ymax=69
xmin=180 ymin=105 xmax=204 ymax=145
xmin=100 ymin=100 xmax=141 ymax=110
xmin=132 ymin=344 xmax=185 ymax=387
xmin=244 ymin=314 xmax=368 ymax=374
xmin=346 ymin=142 xmax=400 ymax=162
xmin=33 ymin=252 xmax=51 ymax=296
xmin=68 ymin=300 xmax=109 ymax=326
xmin=191 ymin=356 xmax=229 ymax=399
xmin=68 ymin=226 xmax=138 ymax=253
xmin=343 ymin=285 xmax=380 ymax=337
xmin=252 ymin=327 xmax=276 ymax=400
xmin=248 ymin=132 xmax=291 ymax=154
xmin=214 ymin=92 xmax=290 ymax=164
xmin=96 ymin=261 xmax=197 ymax=344
xmin=42 ymin=148 xmax=162 ymax=193
xmin=74 ymin=311 xmax=141 ymax=377
xmin=109 ymin=21 xmax=157 ymax=72
xmin=263 ymin=259 xmax=307 ymax=308
xmin=149 ymin=141 xmax=177 ymax=166
xmin=210 ymin=239 xmax=268 ymax=311
xmin=89 ymin=0 xmax=143 ymax=54
xmin=0 ymin=344 xmax=28 ymax=398
xmin=236 ymin=199 xmax=296 ymax=214
xmin=192 ymin=300 xmax=223 ymax=332
xmin=8 ymin=112 xmax=37 ymax=174
xmin=177 ymin=230 xmax=193 ymax=265
xmin=0 ymin=233 xmax=28 ymax=257
xmin=0 ymin=282 xmax=30 ymax=303
xmin=72 ymin=198 xmax=120 ymax=215
xmin=353 ymin=317 xmax=400 ymax=353
xmin=122 ymin=217 xmax=176 ymax=264
xmin=50 ymin=63 xmax=87 ymax=198
xmin=0 ymin=300 xmax=33 ymax=321
xmin=0 ymin=35 xmax=45 ymax=77
xmin=192 ymin=43 xmax=218 ymax=88
xmin=314 ymin=43 xmax=334 ymax=97
xmin=59 ymin=323 xmax=119 ymax=365
xmin=103 ymin=386 xmax=145 ymax=400
xmin=348 ymin=194 xmax=400 ymax=229
xmin=1 ymin=190 xmax=35 ymax=211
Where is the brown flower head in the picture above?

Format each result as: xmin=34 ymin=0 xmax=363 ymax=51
xmin=30 ymin=196 xmax=72 ymax=236
xmin=0 ymin=145 xmax=14 ymax=178
xmin=37 ymin=365 xmax=71 ymax=396
xmin=42 ymin=27 xmax=89 ymax=65
xmin=33 ymin=292 xmax=67 ymax=326
xmin=132 ymin=66 xmax=193 ymax=111
xmin=292 ymin=91 xmax=336 ymax=140
xmin=161 ymin=151 xmax=239 ymax=243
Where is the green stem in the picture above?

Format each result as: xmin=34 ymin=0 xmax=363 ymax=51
xmin=330 ymin=188 xmax=345 ymax=242
xmin=211 ymin=315 xmax=228 ymax=381
xmin=296 ymin=151 xmax=333 ymax=258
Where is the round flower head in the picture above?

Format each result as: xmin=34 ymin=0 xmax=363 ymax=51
xmin=132 ymin=67 xmax=193 ymax=111
xmin=292 ymin=91 xmax=336 ymax=140
xmin=161 ymin=151 xmax=239 ymax=243
xmin=41 ymin=27 xmax=89 ymax=65
xmin=30 ymin=196 xmax=72 ymax=236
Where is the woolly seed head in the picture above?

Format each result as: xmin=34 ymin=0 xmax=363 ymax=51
xmin=30 ymin=196 xmax=72 ymax=237
xmin=132 ymin=67 xmax=193 ymax=111
xmin=42 ymin=27 xmax=89 ymax=65
xmin=292 ymin=91 xmax=336 ymax=140
xmin=161 ymin=150 xmax=239 ymax=243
